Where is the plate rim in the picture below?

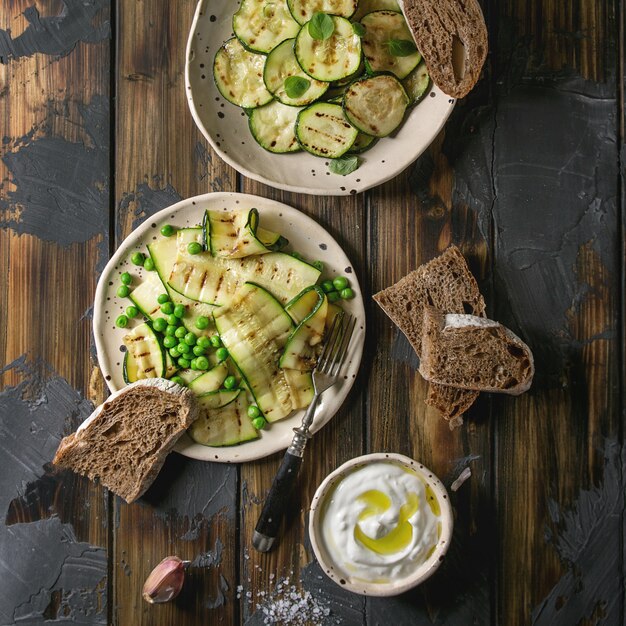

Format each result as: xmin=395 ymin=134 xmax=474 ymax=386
xmin=184 ymin=0 xmax=456 ymax=196
xmin=93 ymin=191 xmax=366 ymax=463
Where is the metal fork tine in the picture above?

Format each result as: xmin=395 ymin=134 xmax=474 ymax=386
xmin=317 ymin=311 xmax=344 ymax=372
xmin=329 ymin=314 xmax=355 ymax=377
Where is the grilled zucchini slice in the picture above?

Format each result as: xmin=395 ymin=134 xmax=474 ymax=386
xmin=361 ymin=10 xmax=421 ymax=79
xmin=280 ymin=287 xmax=328 ymax=370
xmin=263 ymin=38 xmax=329 ymax=106
xmin=350 ymin=132 xmax=378 ymax=153
xmin=233 ymin=0 xmax=300 ymax=53
xmin=296 ymin=102 xmax=358 ymax=157
xmin=343 ymin=73 xmax=409 ymax=137
xmin=168 ymin=229 xmax=320 ymax=306
xmin=188 ymin=362 xmax=229 ymax=395
xmin=353 ymin=0 xmax=400 ymax=20
xmin=122 ymin=322 xmax=165 ymax=383
xmin=288 ymin=0 xmax=358 ymax=25
xmin=249 ymin=100 xmax=302 ymax=153
xmin=402 ymin=61 xmax=431 ymax=105
xmin=213 ymin=282 xmax=297 ymax=422
xmin=196 ymin=389 xmax=241 ymax=411
xmin=295 ymin=16 xmax=362 ymax=82
xmin=204 ymin=208 xmax=270 ymax=258
xmin=256 ymin=227 xmax=289 ymax=251
xmin=188 ymin=393 xmax=259 ymax=446
xmin=213 ymin=37 xmax=273 ymax=108
xmin=148 ymin=236 xmax=216 ymax=336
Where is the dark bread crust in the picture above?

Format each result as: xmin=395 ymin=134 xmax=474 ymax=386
xmin=53 ymin=381 xmax=198 ymax=503
xmin=419 ymin=307 xmax=534 ymax=394
xmin=402 ymin=0 xmax=488 ymax=98
xmin=373 ymin=245 xmax=485 ymax=422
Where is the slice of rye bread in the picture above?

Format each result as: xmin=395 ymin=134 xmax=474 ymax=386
xmin=373 ymin=245 xmax=485 ymax=422
xmin=53 ymin=379 xmax=199 ymax=503
xmin=399 ymin=0 xmax=488 ymax=99
xmin=419 ymin=307 xmax=534 ymax=394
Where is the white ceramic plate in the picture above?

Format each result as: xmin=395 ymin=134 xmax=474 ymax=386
xmin=185 ymin=0 xmax=455 ymax=196
xmin=93 ymin=192 xmax=365 ymax=463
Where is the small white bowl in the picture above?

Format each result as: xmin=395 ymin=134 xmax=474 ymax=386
xmin=309 ymin=452 xmax=453 ymax=596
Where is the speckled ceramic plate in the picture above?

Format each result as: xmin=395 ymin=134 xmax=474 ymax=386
xmin=185 ymin=0 xmax=455 ymax=196
xmin=93 ymin=192 xmax=365 ymax=463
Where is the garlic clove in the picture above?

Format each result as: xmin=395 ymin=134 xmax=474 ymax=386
xmin=142 ymin=556 xmax=187 ymax=604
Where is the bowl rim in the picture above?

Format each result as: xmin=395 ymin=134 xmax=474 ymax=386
xmin=308 ymin=452 xmax=453 ymax=596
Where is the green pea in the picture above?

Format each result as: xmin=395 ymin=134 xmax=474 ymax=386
xmin=197 ymin=336 xmax=211 ymax=349
xmin=247 ymin=405 xmax=261 ymax=419
xmin=177 ymin=357 xmax=191 ymax=369
xmin=216 ymin=347 xmax=229 ymax=362
xmin=131 ymin=251 xmax=145 ymax=266
xmin=340 ymin=287 xmax=355 ymax=300
xmin=187 ymin=242 xmax=203 ymax=255
xmin=333 ymin=276 xmax=349 ymax=291
xmin=160 ymin=224 xmax=174 ymax=237
xmin=327 ymin=291 xmax=341 ymax=303
xmin=183 ymin=333 xmax=196 ymax=346
xmin=120 ymin=272 xmax=132 ymax=285
xmin=157 ymin=293 xmax=170 ymax=304
xmin=196 ymin=356 xmax=209 ymax=370
xmin=152 ymin=317 xmax=166 ymax=332
xmin=223 ymin=375 xmax=237 ymax=390
xmin=210 ymin=335 xmax=222 ymax=348
xmin=177 ymin=340 xmax=191 ymax=354
xmin=115 ymin=314 xmax=129 ymax=328
xmin=175 ymin=326 xmax=187 ymax=339
xmin=313 ymin=260 xmax=324 ymax=271
xmin=195 ymin=316 xmax=209 ymax=330
xmin=252 ymin=416 xmax=267 ymax=430
xmin=169 ymin=347 xmax=180 ymax=358
xmin=126 ymin=305 xmax=139 ymax=319
xmin=160 ymin=301 xmax=174 ymax=315
xmin=192 ymin=345 xmax=206 ymax=357
xmin=163 ymin=336 xmax=177 ymax=349
xmin=190 ymin=359 xmax=198 ymax=371
xmin=143 ymin=257 xmax=155 ymax=271
xmin=170 ymin=375 xmax=186 ymax=386
xmin=174 ymin=304 xmax=185 ymax=318
xmin=117 ymin=285 xmax=130 ymax=298
xmin=321 ymin=280 xmax=335 ymax=293
xmin=165 ymin=325 xmax=177 ymax=337
xmin=166 ymin=314 xmax=178 ymax=326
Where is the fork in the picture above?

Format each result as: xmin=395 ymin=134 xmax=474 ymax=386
xmin=252 ymin=312 xmax=356 ymax=552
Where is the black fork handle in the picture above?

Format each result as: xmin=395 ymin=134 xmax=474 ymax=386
xmin=252 ymin=450 xmax=303 ymax=552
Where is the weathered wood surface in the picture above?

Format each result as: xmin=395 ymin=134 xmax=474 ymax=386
xmin=0 ymin=0 xmax=623 ymax=625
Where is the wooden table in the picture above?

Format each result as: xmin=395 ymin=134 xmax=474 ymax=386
xmin=0 ymin=1 xmax=622 ymax=624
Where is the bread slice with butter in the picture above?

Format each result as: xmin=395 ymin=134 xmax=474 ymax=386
xmin=419 ymin=307 xmax=534 ymax=394
xmin=398 ymin=0 xmax=488 ymax=99
xmin=53 ymin=378 xmax=199 ymax=503
xmin=373 ymin=245 xmax=486 ymax=424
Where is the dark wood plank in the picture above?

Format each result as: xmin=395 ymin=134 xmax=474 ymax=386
xmin=236 ymin=184 xmax=367 ymax=622
xmin=113 ymin=1 xmax=238 ymax=624
xmin=492 ymin=0 xmax=622 ymax=623
xmin=0 ymin=1 xmax=111 ymax=622
xmin=366 ymin=128 xmax=494 ymax=625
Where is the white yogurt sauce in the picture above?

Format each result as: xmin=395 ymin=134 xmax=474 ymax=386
xmin=320 ymin=462 xmax=441 ymax=583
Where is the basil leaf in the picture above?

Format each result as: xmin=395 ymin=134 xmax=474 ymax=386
xmin=329 ymin=155 xmax=360 ymax=176
xmin=308 ymin=12 xmax=335 ymax=40
xmin=387 ymin=38 xmax=418 ymax=57
xmin=284 ymin=76 xmax=311 ymax=99
xmin=352 ymin=22 xmax=366 ymax=37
